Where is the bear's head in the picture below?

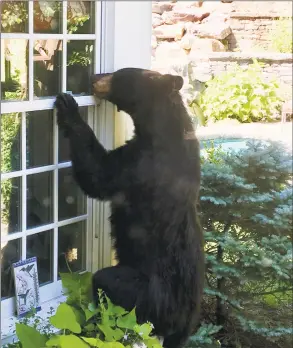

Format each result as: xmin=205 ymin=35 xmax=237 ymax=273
xmin=91 ymin=68 xmax=184 ymax=116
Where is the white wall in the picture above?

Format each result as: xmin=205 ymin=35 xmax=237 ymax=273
xmin=111 ymin=1 xmax=152 ymax=144
xmin=113 ymin=1 xmax=152 ymax=70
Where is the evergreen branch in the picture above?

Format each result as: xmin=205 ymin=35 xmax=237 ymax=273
xmin=248 ymin=287 xmax=293 ymax=297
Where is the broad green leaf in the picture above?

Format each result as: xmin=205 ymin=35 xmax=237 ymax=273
xmin=60 ymin=272 xmax=92 ymax=306
xmin=72 ymin=307 xmax=86 ymax=326
xmin=101 ymin=311 xmax=116 ymax=327
xmin=46 ymin=334 xmax=89 ymax=348
xmin=88 ymin=301 xmax=97 ymax=312
xmin=46 ymin=335 xmax=61 ymax=347
xmin=98 ymin=324 xmax=124 ymax=342
xmin=116 ymin=308 xmax=137 ymax=329
xmin=50 ymin=303 xmax=81 ymax=333
xmin=144 ymin=337 xmax=163 ymax=348
xmin=81 ymin=336 xmax=104 ymax=347
xmin=16 ymin=323 xmax=47 ymax=348
xmin=105 ymin=295 xmax=127 ymax=316
xmin=133 ymin=323 xmax=152 ymax=339
xmin=101 ymin=343 xmax=125 ymax=348
xmin=84 ymin=302 xmax=100 ymax=321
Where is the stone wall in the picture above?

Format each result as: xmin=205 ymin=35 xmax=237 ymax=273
xmin=151 ymin=1 xmax=292 ymax=101
xmin=152 ymin=53 xmax=293 ymax=100
xmin=151 ymin=1 xmax=292 ymax=60
xmin=228 ymin=13 xmax=290 ymax=52
xmin=192 ymin=53 xmax=292 ymax=87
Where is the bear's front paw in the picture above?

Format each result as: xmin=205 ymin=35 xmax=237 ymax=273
xmin=54 ymin=93 xmax=80 ymax=134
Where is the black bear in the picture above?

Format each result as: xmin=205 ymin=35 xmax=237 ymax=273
xmin=54 ymin=68 xmax=204 ymax=348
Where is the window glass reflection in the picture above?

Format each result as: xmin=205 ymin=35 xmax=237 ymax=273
xmin=34 ymin=40 xmax=62 ymax=98
xmin=26 ymin=110 xmax=53 ymax=169
xmin=27 ymin=230 xmax=53 ymax=285
xmin=1 ymin=177 xmax=22 ymax=235
xmin=34 ymin=1 xmax=62 ymax=34
xmin=1 ymin=239 xmax=21 ymax=299
xmin=67 ymin=1 xmax=95 ymax=34
xmin=58 ymin=222 xmax=86 ymax=275
xmin=1 ymin=1 xmax=28 ymax=33
xmin=1 ymin=113 xmax=21 ymax=173
xmin=1 ymin=39 xmax=28 ymax=101
xmin=67 ymin=40 xmax=94 ymax=95
xmin=27 ymin=171 xmax=53 ymax=229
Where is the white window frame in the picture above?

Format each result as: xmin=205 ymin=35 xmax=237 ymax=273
xmin=0 ymin=1 xmax=151 ymax=345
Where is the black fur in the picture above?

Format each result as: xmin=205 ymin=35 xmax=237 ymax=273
xmin=54 ymin=68 xmax=205 ymax=348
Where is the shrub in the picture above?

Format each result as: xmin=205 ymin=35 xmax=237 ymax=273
xmin=5 ymin=272 xmax=162 ymax=348
xmin=193 ymin=139 xmax=293 ymax=347
xmin=199 ymin=60 xmax=283 ymax=123
xmin=270 ymin=18 xmax=293 ymax=53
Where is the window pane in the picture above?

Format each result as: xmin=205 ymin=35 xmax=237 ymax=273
xmin=34 ymin=39 xmax=62 ymax=98
xmin=1 ymin=239 xmax=21 ymax=299
xmin=1 ymin=39 xmax=28 ymax=101
xmin=1 ymin=1 xmax=28 ymax=33
xmin=27 ymin=171 xmax=53 ymax=229
xmin=67 ymin=40 xmax=94 ymax=95
xmin=58 ymin=221 xmax=86 ymax=275
xmin=58 ymin=167 xmax=86 ymax=221
xmin=33 ymin=1 xmax=62 ymax=34
xmin=26 ymin=110 xmax=53 ymax=169
xmin=1 ymin=113 xmax=21 ymax=173
xmin=1 ymin=177 xmax=22 ymax=235
xmin=58 ymin=106 xmax=88 ymax=163
xmin=67 ymin=1 xmax=95 ymax=34
xmin=27 ymin=230 xmax=53 ymax=284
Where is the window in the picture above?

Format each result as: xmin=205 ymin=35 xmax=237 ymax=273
xmin=0 ymin=0 xmax=152 ymax=343
xmin=0 ymin=0 xmax=101 ymax=340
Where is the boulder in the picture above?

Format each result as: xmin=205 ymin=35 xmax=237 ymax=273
xmin=162 ymin=8 xmax=210 ymax=24
xmin=201 ymin=11 xmax=230 ymax=23
xmin=152 ymin=2 xmax=174 ymax=15
xmin=152 ymin=13 xmax=163 ymax=28
xmin=172 ymin=1 xmax=204 ymax=9
xmin=153 ymin=24 xmax=185 ymax=40
xmin=155 ymin=41 xmax=188 ymax=61
xmin=190 ymin=38 xmax=227 ymax=53
xmin=191 ymin=22 xmax=232 ymax=40
xmin=180 ymin=34 xmax=195 ymax=50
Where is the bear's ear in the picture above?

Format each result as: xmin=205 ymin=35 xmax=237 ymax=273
xmin=159 ymin=74 xmax=184 ymax=92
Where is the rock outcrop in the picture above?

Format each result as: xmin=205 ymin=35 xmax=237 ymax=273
xmin=152 ymin=0 xmax=234 ymax=62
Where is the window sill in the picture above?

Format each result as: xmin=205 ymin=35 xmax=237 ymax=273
xmin=1 ymin=294 xmax=66 ymax=346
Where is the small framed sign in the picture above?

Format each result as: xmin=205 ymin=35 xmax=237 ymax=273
xmin=12 ymin=257 xmax=41 ymax=317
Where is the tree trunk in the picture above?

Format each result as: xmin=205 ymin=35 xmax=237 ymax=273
xmin=216 ymin=244 xmax=226 ymax=327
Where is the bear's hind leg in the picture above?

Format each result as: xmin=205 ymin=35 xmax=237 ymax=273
xmin=92 ymin=265 xmax=148 ymax=313
xmin=163 ymin=330 xmax=189 ymax=348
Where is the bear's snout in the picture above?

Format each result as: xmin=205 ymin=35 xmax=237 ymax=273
xmin=92 ymin=73 xmax=113 ymax=98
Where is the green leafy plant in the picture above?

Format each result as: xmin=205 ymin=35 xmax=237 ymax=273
xmin=9 ymin=272 xmax=162 ymax=348
xmin=197 ymin=139 xmax=293 ymax=347
xmin=67 ymin=43 xmax=93 ymax=67
xmin=67 ymin=14 xmax=90 ymax=34
xmin=1 ymin=1 xmax=28 ymax=32
xmin=270 ymin=17 xmax=293 ymax=53
xmin=1 ymin=71 xmax=24 ymax=224
xmin=199 ymin=60 xmax=283 ymax=123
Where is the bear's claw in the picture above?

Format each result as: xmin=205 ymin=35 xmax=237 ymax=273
xmin=54 ymin=93 xmax=80 ymax=134
xmin=54 ymin=93 xmax=79 ymax=113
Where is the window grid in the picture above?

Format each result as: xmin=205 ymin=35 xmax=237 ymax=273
xmin=1 ymin=0 xmax=102 ymax=316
